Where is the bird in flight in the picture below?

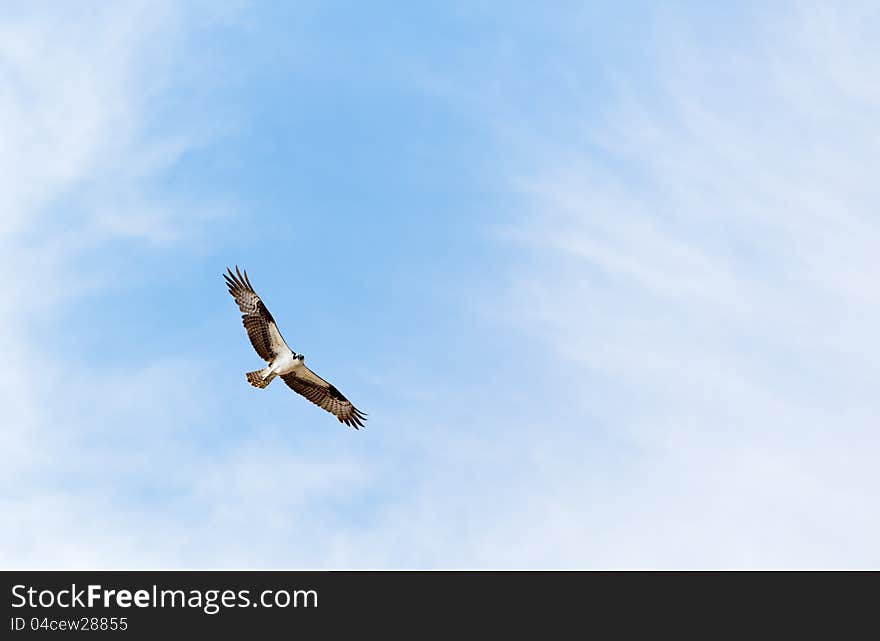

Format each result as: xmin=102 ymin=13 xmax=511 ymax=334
xmin=223 ymin=266 xmax=367 ymax=429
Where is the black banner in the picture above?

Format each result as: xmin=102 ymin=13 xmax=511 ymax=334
xmin=1 ymin=570 xmax=873 ymax=635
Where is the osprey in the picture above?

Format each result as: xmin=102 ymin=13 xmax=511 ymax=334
xmin=223 ymin=266 xmax=367 ymax=429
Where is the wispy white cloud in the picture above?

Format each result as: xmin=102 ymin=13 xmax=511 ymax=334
xmin=489 ymin=2 xmax=880 ymax=566
xmin=0 ymin=2 xmax=252 ymax=567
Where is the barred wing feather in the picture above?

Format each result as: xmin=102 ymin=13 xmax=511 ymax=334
xmin=281 ymin=366 xmax=367 ymax=429
xmin=223 ymin=266 xmax=292 ymax=361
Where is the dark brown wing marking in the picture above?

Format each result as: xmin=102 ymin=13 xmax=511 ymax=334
xmin=281 ymin=367 xmax=367 ymax=429
xmin=223 ymin=266 xmax=291 ymax=362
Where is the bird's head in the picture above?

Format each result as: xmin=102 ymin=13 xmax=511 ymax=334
xmin=297 ymin=354 xmax=305 ymax=362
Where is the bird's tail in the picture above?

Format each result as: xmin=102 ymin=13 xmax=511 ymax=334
xmin=246 ymin=368 xmax=276 ymax=389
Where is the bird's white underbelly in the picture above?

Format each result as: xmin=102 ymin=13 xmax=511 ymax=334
xmin=272 ymin=352 xmax=301 ymax=375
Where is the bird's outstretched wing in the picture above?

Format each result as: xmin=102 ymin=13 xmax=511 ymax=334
xmin=223 ymin=266 xmax=292 ymax=362
xmin=281 ymin=366 xmax=367 ymax=429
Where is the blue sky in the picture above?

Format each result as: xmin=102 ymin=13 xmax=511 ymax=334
xmin=2 ymin=1 xmax=879 ymax=568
